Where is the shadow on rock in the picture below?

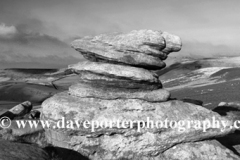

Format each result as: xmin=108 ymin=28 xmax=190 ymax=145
xmin=45 ymin=146 xmax=90 ymax=160
xmin=217 ymin=131 xmax=240 ymax=156
xmin=181 ymin=98 xmax=203 ymax=106
xmin=213 ymin=102 xmax=240 ymax=121
xmin=213 ymin=106 xmax=240 ymax=116
xmin=213 ymin=102 xmax=240 ymax=156
xmin=169 ymin=97 xmax=203 ymax=106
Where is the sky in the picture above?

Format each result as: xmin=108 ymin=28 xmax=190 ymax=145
xmin=0 ymin=0 xmax=240 ymax=68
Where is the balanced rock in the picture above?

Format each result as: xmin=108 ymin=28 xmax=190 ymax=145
xmin=71 ymin=30 xmax=181 ymax=69
xmin=69 ymin=61 xmax=162 ymax=89
xmin=69 ymin=83 xmax=170 ymax=102
xmin=42 ymin=92 xmax=234 ymax=160
xmin=72 ymin=39 xmax=166 ymax=69
xmin=163 ymin=140 xmax=240 ymax=160
xmin=40 ymin=30 xmax=235 ymax=160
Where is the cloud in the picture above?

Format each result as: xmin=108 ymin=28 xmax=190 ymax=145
xmin=1 ymin=0 xmax=240 ymax=68
xmin=0 ymin=23 xmax=17 ymax=38
xmin=0 ymin=23 xmax=68 ymax=47
xmin=0 ymin=23 xmax=82 ymax=68
xmin=0 ymin=54 xmax=82 ymax=69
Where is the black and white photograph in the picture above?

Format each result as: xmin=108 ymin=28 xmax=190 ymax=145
xmin=0 ymin=0 xmax=240 ymax=160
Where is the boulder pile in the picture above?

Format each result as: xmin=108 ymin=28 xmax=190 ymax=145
xmin=41 ymin=30 xmax=239 ymax=160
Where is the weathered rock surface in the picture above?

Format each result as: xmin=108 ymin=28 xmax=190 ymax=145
xmin=69 ymin=61 xmax=159 ymax=82
xmin=71 ymin=30 xmax=181 ymax=69
xmin=161 ymin=32 xmax=182 ymax=54
xmin=163 ymin=140 xmax=240 ymax=160
xmin=0 ymin=120 xmax=48 ymax=147
xmin=0 ymin=101 xmax=48 ymax=147
xmin=39 ymin=29 xmax=236 ymax=159
xmin=72 ymin=39 xmax=166 ymax=69
xmin=69 ymin=83 xmax=170 ymax=102
xmin=90 ymin=30 xmax=166 ymax=53
xmin=69 ymin=61 xmax=162 ymax=90
xmin=0 ymin=101 xmax=32 ymax=119
xmin=218 ymin=101 xmax=240 ymax=109
xmin=73 ymin=71 xmax=162 ymax=90
xmin=0 ymin=139 xmax=50 ymax=160
xmin=42 ymin=92 xmax=234 ymax=160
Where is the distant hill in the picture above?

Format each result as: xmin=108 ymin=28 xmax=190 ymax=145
xmin=159 ymin=56 xmax=240 ymax=82
xmin=160 ymin=56 xmax=240 ymax=109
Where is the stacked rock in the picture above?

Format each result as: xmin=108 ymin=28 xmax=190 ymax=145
xmin=68 ymin=30 xmax=181 ymax=100
xmin=41 ymin=30 xmax=237 ymax=160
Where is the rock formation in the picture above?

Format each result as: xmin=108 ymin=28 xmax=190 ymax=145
xmin=41 ymin=30 xmax=238 ymax=160
xmin=0 ymin=102 xmax=47 ymax=147
xmin=0 ymin=101 xmax=32 ymax=119
xmin=163 ymin=140 xmax=240 ymax=160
